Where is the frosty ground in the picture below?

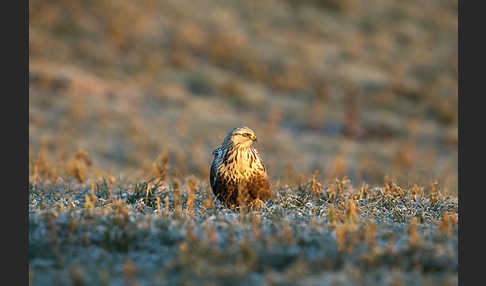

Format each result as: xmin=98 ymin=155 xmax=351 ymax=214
xmin=29 ymin=176 xmax=457 ymax=286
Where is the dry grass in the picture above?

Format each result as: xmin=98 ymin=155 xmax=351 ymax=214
xmin=29 ymin=173 xmax=457 ymax=285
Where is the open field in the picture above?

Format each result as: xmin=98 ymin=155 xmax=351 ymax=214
xmin=29 ymin=0 xmax=457 ymax=285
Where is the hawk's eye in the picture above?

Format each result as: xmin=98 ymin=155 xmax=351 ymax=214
xmin=243 ymin=133 xmax=251 ymax=138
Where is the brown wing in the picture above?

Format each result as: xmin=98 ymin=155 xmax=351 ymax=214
xmin=213 ymin=175 xmax=241 ymax=207
xmin=209 ymin=148 xmax=220 ymax=192
xmin=210 ymin=147 xmax=237 ymax=206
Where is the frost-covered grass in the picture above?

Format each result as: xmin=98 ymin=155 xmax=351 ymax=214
xmin=29 ymin=176 xmax=457 ymax=286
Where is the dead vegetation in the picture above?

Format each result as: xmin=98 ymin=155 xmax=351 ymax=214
xmin=29 ymin=171 xmax=457 ymax=285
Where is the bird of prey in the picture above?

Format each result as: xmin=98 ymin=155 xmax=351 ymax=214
xmin=210 ymin=126 xmax=272 ymax=208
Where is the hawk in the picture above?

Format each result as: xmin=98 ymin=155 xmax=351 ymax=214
xmin=210 ymin=126 xmax=272 ymax=208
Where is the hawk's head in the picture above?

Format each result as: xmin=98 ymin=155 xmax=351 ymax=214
xmin=223 ymin=126 xmax=257 ymax=148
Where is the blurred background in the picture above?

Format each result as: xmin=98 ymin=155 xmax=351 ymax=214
xmin=29 ymin=0 xmax=458 ymax=193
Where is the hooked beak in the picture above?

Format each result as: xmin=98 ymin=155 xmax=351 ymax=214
xmin=251 ymin=134 xmax=257 ymax=142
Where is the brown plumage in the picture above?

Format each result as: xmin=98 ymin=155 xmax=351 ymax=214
xmin=210 ymin=126 xmax=272 ymax=208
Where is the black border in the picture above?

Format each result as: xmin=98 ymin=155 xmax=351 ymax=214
xmin=4 ymin=0 xmax=29 ymax=284
xmin=458 ymin=0 xmax=481 ymax=285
